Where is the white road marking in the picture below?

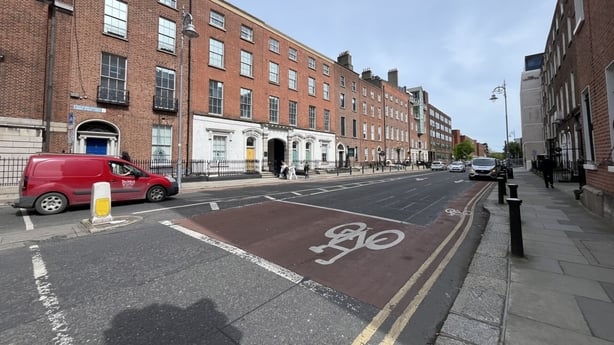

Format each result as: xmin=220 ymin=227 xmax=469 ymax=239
xmin=292 ymin=191 xmax=302 ymax=196
xmin=20 ymin=208 xmax=34 ymax=231
xmin=209 ymin=202 xmax=219 ymax=210
xmin=264 ymin=195 xmax=277 ymax=201
xmin=454 ymin=180 xmax=465 ymax=184
xmin=29 ymin=245 xmax=74 ymax=345
xmin=160 ymin=221 xmax=303 ymax=284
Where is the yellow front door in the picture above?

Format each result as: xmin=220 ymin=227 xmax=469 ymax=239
xmin=246 ymin=147 xmax=255 ymax=171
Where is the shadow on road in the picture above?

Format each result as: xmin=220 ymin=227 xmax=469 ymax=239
xmin=103 ymin=299 xmax=241 ymax=345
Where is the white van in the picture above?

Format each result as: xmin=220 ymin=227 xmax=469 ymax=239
xmin=468 ymin=157 xmax=501 ymax=180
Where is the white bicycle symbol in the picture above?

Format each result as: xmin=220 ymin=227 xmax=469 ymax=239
xmin=309 ymin=222 xmax=405 ymax=265
xmin=445 ymin=208 xmax=471 ymax=216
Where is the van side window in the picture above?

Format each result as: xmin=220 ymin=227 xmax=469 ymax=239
xmin=109 ymin=162 xmax=132 ymax=176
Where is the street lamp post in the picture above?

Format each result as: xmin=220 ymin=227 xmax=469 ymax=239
xmin=490 ymin=80 xmax=510 ymax=164
xmin=177 ymin=9 xmax=199 ymax=188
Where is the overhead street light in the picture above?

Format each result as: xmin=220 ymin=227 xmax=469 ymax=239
xmin=489 ymin=81 xmax=510 ymax=161
xmin=177 ymin=9 xmax=199 ymax=188
xmin=490 ymin=80 xmax=513 ymax=178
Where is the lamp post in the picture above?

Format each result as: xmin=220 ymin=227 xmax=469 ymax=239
xmin=177 ymin=9 xmax=199 ymax=188
xmin=490 ymin=80 xmax=510 ymax=165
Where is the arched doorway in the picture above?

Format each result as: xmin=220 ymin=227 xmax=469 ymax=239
xmin=337 ymin=143 xmax=345 ymax=168
xmin=267 ymin=138 xmax=285 ymax=175
xmin=246 ymin=137 xmax=256 ymax=172
xmin=74 ymin=120 xmax=120 ymax=155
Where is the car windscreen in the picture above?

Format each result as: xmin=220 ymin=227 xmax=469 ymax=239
xmin=473 ymin=159 xmax=495 ymax=166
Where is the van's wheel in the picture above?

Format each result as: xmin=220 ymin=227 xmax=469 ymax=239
xmin=35 ymin=192 xmax=68 ymax=215
xmin=147 ymin=185 xmax=167 ymax=202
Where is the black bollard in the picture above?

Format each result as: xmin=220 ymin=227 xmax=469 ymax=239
xmin=507 ymin=198 xmax=524 ymax=257
xmin=508 ymin=184 xmax=518 ymax=198
xmin=497 ymin=177 xmax=505 ymax=204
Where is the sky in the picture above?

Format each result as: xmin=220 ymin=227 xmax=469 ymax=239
xmin=226 ymin=0 xmax=556 ymax=153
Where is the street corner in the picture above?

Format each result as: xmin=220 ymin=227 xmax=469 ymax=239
xmin=81 ymin=215 xmax=143 ymax=233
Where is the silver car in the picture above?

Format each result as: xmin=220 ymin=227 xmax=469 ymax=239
xmin=431 ymin=161 xmax=446 ymax=171
xmin=448 ymin=161 xmax=466 ymax=172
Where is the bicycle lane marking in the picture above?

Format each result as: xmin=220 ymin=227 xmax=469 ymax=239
xmin=168 ymin=200 xmax=459 ymax=310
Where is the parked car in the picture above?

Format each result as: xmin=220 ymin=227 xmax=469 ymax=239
xmin=431 ymin=161 xmax=447 ymax=171
xmin=12 ymin=153 xmax=179 ymax=215
xmin=448 ymin=161 xmax=466 ymax=172
xmin=468 ymin=157 xmax=501 ymax=180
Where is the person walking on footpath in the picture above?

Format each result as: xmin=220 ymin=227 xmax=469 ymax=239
xmin=541 ymin=155 xmax=555 ymax=188
xmin=303 ymin=161 xmax=310 ymax=179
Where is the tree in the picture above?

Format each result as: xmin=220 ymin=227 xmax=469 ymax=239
xmin=453 ymin=140 xmax=475 ymax=161
xmin=505 ymin=141 xmax=522 ymax=158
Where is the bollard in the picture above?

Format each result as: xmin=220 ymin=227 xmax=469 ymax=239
xmin=507 ymin=198 xmax=524 ymax=257
xmin=508 ymin=183 xmax=518 ymax=198
xmin=497 ymin=177 xmax=505 ymax=204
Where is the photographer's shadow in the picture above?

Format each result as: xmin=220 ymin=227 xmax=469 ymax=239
xmin=104 ymin=299 xmax=242 ymax=345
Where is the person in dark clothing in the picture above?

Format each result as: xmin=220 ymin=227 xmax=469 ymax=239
xmin=303 ymin=162 xmax=310 ymax=179
xmin=541 ymin=156 xmax=555 ymax=188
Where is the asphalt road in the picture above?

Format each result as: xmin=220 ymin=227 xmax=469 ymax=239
xmin=0 ymin=171 xmax=492 ymax=344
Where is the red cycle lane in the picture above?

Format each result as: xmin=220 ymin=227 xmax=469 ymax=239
xmin=171 ymin=183 xmax=487 ymax=310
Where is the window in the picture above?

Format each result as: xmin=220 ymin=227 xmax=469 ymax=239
xmin=308 ymin=57 xmax=316 ymax=69
xmin=99 ymin=52 xmax=128 ymax=104
xmin=309 ymin=106 xmax=316 ymax=129
xmin=104 ymin=0 xmax=127 ymax=38
xmin=371 ymin=124 xmax=375 ymax=140
xmin=240 ymin=88 xmax=252 ymax=119
xmin=209 ymin=38 xmax=224 ymax=68
xmin=323 ymin=109 xmax=330 ymax=131
xmin=573 ymin=0 xmax=585 ymax=33
xmin=340 ymin=116 xmax=346 ymax=136
xmin=289 ymin=101 xmax=297 ymax=126
xmin=288 ymin=69 xmax=297 ymax=90
xmin=209 ymin=10 xmax=225 ymax=29
xmin=289 ymin=47 xmax=297 ymax=61
xmin=240 ymin=50 xmax=253 ymax=77
xmin=212 ymin=135 xmax=227 ymax=160
xmin=269 ymin=38 xmax=280 ymax=53
xmin=158 ymin=17 xmax=175 ymax=53
xmin=340 ymin=93 xmax=345 ymax=108
xmin=352 ymin=119 xmax=357 ymax=137
xmin=154 ymin=67 xmax=176 ymax=111
xmin=308 ymin=77 xmax=316 ymax=96
xmin=323 ymin=83 xmax=330 ymax=100
xmin=363 ymin=122 xmax=367 ymax=139
xmin=351 ymin=81 xmax=357 ymax=92
xmin=208 ymin=80 xmax=223 ymax=115
xmin=269 ymin=96 xmax=279 ymax=123
xmin=159 ymin=0 xmax=176 ymax=8
xmin=323 ymin=64 xmax=330 ymax=76
xmin=240 ymin=25 xmax=253 ymax=41
xmin=340 ymin=76 xmax=345 ymax=87
xmin=152 ymin=125 xmax=172 ymax=161
xmin=352 ymin=97 xmax=357 ymax=112
xmin=321 ymin=143 xmax=328 ymax=162
xmin=269 ymin=62 xmax=279 ymax=84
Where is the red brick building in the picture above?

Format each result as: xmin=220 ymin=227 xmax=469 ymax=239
xmin=542 ymin=0 xmax=614 ymax=220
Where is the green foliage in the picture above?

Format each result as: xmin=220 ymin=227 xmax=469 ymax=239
xmin=453 ymin=140 xmax=475 ymax=161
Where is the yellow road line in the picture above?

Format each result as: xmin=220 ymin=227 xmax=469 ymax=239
xmin=352 ymin=183 xmax=492 ymax=345
xmin=379 ymin=184 xmax=490 ymax=344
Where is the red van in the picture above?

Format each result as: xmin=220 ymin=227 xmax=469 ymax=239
xmin=12 ymin=154 xmax=179 ymax=215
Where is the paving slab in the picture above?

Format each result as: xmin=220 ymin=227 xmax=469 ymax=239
xmin=439 ymin=313 xmax=500 ymax=345
xmin=505 ymin=314 xmax=614 ymax=345
xmin=508 ymin=283 xmax=590 ymax=334
xmin=576 ymin=296 xmax=614 ymax=342
xmin=511 ymin=255 xmax=563 ymax=274
xmin=560 ymin=261 xmax=614 ymax=284
xmin=511 ymin=268 xmax=610 ymax=301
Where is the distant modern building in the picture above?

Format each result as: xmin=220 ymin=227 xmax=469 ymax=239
xmin=427 ymin=105 xmax=452 ymax=162
xmin=520 ymin=53 xmax=545 ymax=168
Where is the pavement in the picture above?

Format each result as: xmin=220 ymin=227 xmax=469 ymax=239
xmin=1 ymin=167 xmax=613 ymax=345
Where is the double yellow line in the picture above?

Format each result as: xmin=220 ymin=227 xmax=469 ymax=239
xmin=352 ymin=183 xmax=492 ymax=345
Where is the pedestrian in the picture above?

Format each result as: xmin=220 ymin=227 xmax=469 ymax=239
xmin=304 ymin=162 xmax=310 ymax=179
xmin=280 ymin=161 xmax=288 ymax=179
xmin=541 ymin=155 xmax=555 ymax=188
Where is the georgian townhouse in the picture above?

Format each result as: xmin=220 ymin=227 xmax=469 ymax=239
xmin=188 ymin=0 xmax=336 ymax=174
xmin=542 ymin=0 xmax=614 ymax=220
